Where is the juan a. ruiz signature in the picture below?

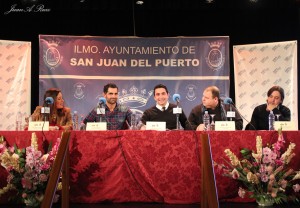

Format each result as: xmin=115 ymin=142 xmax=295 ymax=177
xmin=4 ymin=4 xmax=51 ymax=14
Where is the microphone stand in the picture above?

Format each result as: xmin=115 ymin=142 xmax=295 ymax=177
xmin=43 ymin=104 xmax=50 ymax=122
xmin=229 ymin=104 xmax=232 ymax=121
xmin=99 ymin=104 xmax=102 ymax=122
xmin=98 ymin=104 xmax=102 ymax=122
xmin=176 ymin=101 xmax=180 ymax=130
xmin=98 ymin=103 xmax=105 ymax=122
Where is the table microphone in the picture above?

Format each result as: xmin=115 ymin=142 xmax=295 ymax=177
xmin=97 ymin=97 xmax=106 ymax=122
xmin=172 ymin=94 xmax=181 ymax=105
xmin=172 ymin=94 xmax=182 ymax=130
xmin=42 ymin=97 xmax=54 ymax=121
xmin=98 ymin=97 xmax=106 ymax=107
xmin=45 ymin=97 xmax=54 ymax=105
xmin=41 ymin=97 xmax=54 ymax=140
xmin=224 ymin=97 xmax=256 ymax=130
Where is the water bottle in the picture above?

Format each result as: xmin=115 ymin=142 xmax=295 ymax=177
xmin=79 ymin=114 xmax=86 ymax=130
xmin=130 ymin=113 xmax=137 ymax=130
xmin=16 ymin=111 xmax=22 ymax=131
xmin=268 ymin=110 xmax=275 ymax=130
xmin=203 ymin=111 xmax=210 ymax=131
xmin=73 ymin=111 xmax=79 ymax=130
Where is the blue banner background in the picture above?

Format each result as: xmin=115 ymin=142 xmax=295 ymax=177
xmin=39 ymin=36 xmax=230 ymax=119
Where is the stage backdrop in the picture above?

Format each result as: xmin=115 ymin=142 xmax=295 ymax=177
xmin=233 ymin=40 xmax=298 ymax=129
xmin=0 ymin=40 xmax=31 ymax=130
xmin=39 ymin=35 xmax=230 ymax=124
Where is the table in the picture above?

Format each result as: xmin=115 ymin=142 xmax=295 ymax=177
xmin=0 ymin=130 xmax=299 ymax=204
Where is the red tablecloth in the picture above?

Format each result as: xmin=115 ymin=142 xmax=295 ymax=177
xmin=0 ymin=130 xmax=299 ymax=204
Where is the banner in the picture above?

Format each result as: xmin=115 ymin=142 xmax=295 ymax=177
xmin=0 ymin=40 xmax=31 ymax=130
xmin=233 ymin=40 xmax=298 ymax=129
xmin=39 ymin=36 xmax=230 ymax=122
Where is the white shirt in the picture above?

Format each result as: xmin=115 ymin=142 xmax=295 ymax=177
xmin=156 ymin=102 xmax=169 ymax=112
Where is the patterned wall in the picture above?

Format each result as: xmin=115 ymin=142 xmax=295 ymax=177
xmin=233 ymin=40 xmax=298 ymax=129
xmin=0 ymin=40 xmax=31 ymax=130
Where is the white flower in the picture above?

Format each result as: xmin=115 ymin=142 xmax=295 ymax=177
xmin=292 ymin=171 xmax=300 ymax=180
xmin=281 ymin=143 xmax=296 ymax=163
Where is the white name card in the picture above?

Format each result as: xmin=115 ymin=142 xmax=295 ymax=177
xmin=215 ymin=121 xmax=235 ymax=131
xmin=173 ymin=107 xmax=182 ymax=114
xmin=41 ymin=107 xmax=50 ymax=114
xmin=86 ymin=122 xmax=107 ymax=131
xmin=226 ymin=111 xmax=235 ymax=118
xmin=96 ymin=107 xmax=105 ymax=115
xmin=28 ymin=121 xmax=49 ymax=131
xmin=146 ymin=121 xmax=166 ymax=131
xmin=274 ymin=121 xmax=297 ymax=130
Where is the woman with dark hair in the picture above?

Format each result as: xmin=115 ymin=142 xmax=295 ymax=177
xmin=31 ymin=88 xmax=73 ymax=130
xmin=246 ymin=85 xmax=291 ymax=130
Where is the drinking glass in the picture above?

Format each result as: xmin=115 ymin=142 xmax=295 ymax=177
xmin=131 ymin=113 xmax=141 ymax=130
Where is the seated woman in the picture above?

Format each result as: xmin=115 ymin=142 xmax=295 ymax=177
xmin=31 ymin=88 xmax=73 ymax=130
xmin=246 ymin=85 xmax=291 ymax=130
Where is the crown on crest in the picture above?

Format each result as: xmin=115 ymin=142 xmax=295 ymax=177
xmin=47 ymin=40 xmax=60 ymax=47
xmin=208 ymin=41 xmax=222 ymax=48
xmin=119 ymin=85 xmax=153 ymax=108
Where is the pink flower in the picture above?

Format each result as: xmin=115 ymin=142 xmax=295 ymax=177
xmin=39 ymin=173 xmax=48 ymax=182
xmin=280 ymin=180 xmax=287 ymax=189
xmin=231 ymin=169 xmax=240 ymax=179
xmin=263 ymin=147 xmax=272 ymax=156
xmin=8 ymin=146 xmax=14 ymax=153
xmin=21 ymin=178 xmax=32 ymax=189
xmin=260 ymin=173 xmax=269 ymax=182
xmin=238 ymin=187 xmax=246 ymax=198
xmin=41 ymin=163 xmax=50 ymax=171
xmin=293 ymin=184 xmax=300 ymax=192
xmin=22 ymin=193 xmax=27 ymax=198
xmin=262 ymin=147 xmax=276 ymax=164
xmin=275 ymin=159 xmax=283 ymax=166
xmin=0 ymin=143 xmax=7 ymax=154
xmin=260 ymin=164 xmax=267 ymax=173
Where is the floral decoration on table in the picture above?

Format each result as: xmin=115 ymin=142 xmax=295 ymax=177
xmin=0 ymin=133 xmax=62 ymax=207
xmin=214 ymin=129 xmax=300 ymax=206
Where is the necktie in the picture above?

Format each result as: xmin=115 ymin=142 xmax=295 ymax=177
xmin=162 ymin=107 xmax=166 ymax=112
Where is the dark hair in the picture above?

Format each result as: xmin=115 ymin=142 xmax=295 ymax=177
xmin=103 ymin=83 xmax=118 ymax=93
xmin=267 ymin=86 xmax=285 ymax=101
xmin=43 ymin=88 xmax=61 ymax=105
xmin=43 ymin=88 xmax=64 ymax=117
xmin=154 ymin=84 xmax=169 ymax=95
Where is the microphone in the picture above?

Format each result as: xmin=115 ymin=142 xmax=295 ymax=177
xmin=98 ymin=97 xmax=106 ymax=106
xmin=172 ymin=94 xmax=181 ymax=104
xmin=42 ymin=97 xmax=53 ymax=120
xmin=45 ymin=97 xmax=54 ymax=105
xmin=224 ymin=97 xmax=233 ymax=121
xmin=172 ymin=94 xmax=182 ymax=130
xmin=97 ymin=97 xmax=106 ymax=122
xmin=224 ymin=97 xmax=256 ymax=130
xmin=224 ymin=97 xmax=233 ymax=105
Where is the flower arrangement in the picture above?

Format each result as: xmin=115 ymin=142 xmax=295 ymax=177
xmin=214 ymin=129 xmax=300 ymax=205
xmin=0 ymin=133 xmax=62 ymax=207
